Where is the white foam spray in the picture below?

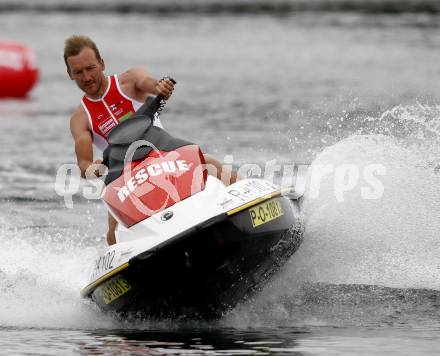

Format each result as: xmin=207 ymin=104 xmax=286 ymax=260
xmin=0 ymin=226 xmax=116 ymax=329
xmin=294 ymin=133 xmax=440 ymax=289
xmin=224 ymin=104 xmax=440 ymax=327
xmin=292 ymin=104 xmax=440 ymax=289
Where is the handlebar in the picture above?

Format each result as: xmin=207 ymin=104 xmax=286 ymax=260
xmin=135 ymin=77 xmax=176 ymax=120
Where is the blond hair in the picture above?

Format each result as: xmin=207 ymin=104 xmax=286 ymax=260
xmin=64 ymin=35 xmax=102 ymax=72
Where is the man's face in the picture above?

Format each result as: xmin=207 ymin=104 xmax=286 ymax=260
xmin=67 ymin=47 xmax=105 ymax=97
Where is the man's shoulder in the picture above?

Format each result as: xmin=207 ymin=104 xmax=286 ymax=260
xmin=118 ymin=67 xmax=148 ymax=83
xmin=71 ymin=105 xmax=86 ymax=119
xmin=70 ymin=105 xmax=88 ymax=127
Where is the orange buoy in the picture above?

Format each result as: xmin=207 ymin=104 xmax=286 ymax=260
xmin=0 ymin=42 xmax=39 ymax=98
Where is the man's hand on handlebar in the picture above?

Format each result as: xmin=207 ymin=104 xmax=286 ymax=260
xmin=85 ymin=159 xmax=107 ymax=179
xmin=155 ymin=78 xmax=175 ymax=100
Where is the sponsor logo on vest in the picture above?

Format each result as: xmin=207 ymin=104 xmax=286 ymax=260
xmin=117 ymin=160 xmax=190 ymax=203
xmin=99 ymin=118 xmax=116 ymax=135
xmin=109 ymin=100 xmax=124 ymax=111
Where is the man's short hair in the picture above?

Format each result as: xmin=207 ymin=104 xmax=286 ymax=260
xmin=64 ymin=35 xmax=102 ymax=72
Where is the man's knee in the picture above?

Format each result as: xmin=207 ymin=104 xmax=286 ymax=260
xmin=202 ymin=153 xmax=240 ymax=185
xmin=203 ymin=154 xmax=221 ymax=178
xmin=107 ymin=214 xmax=117 ymax=245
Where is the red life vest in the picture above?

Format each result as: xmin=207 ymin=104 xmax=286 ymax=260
xmin=81 ymin=75 xmax=162 ymax=151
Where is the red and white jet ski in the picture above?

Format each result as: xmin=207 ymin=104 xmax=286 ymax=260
xmin=80 ymin=91 xmax=304 ymax=318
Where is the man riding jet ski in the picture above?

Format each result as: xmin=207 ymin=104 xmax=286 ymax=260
xmin=80 ymin=92 xmax=304 ymax=319
xmin=65 ymin=35 xmax=238 ymax=246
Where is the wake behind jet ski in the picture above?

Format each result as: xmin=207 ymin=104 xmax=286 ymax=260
xmin=80 ymin=88 xmax=304 ymax=318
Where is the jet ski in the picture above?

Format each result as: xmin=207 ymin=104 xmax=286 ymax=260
xmin=80 ymin=89 xmax=304 ymax=318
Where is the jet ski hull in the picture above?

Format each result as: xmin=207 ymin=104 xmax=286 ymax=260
xmin=87 ymin=196 xmax=303 ymax=319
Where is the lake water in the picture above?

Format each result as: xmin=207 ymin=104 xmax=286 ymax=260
xmin=1 ymin=0 xmax=440 ymax=354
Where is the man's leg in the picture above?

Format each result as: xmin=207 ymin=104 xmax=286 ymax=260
xmin=107 ymin=213 xmax=117 ymax=245
xmin=203 ymin=154 xmax=240 ymax=185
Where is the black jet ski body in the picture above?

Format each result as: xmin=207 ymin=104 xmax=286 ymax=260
xmin=80 ymin=95 xmax=304 ymax=318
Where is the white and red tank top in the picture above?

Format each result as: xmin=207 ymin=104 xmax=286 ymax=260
xmin=81 ymin=75 xmax=163 ymax=151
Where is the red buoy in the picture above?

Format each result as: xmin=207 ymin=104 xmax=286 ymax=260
xmin=0 ymin=42 xmax=39 ymax=98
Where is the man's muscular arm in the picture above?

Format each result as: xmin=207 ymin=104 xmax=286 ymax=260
xmin=124 ymin=68 xmax=175 ymax=99
xmin=127 ymin=67 xmax=157 ymax=95
xmin=70 ymin=107 xmax=100 ymax=178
